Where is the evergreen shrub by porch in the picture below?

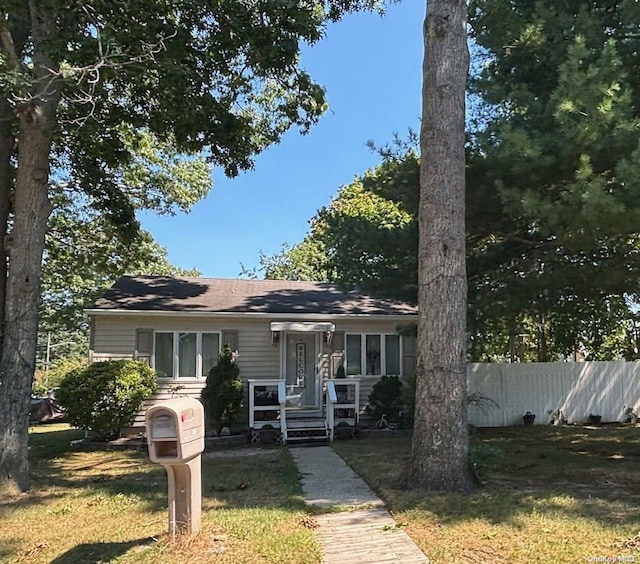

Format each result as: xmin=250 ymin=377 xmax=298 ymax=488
xmin=56 ymin=360 xmax=157 ymax=440
xmin=367 ymin=375 xmax=404 ymax=421
xmin=201 ymin=345 xmax=243 ymax=435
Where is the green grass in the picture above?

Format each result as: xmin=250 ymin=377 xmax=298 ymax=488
xmin=1 ymin=424 xmax=320 ymax=563
xmin=7 ymin=424 xmax=640 ymax=563
xmin=333 ymin=425 xmax=640 ymax=563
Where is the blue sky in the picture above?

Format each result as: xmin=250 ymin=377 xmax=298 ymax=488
xmin=139 ymin=2 xmax=425 ymax=278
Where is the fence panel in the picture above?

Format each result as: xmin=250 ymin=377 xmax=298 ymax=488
xmin=467 ymin=361 xmax=640 ymax=426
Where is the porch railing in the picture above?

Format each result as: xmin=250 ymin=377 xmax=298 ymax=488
xmin=325 ymin=378 xmax=360 ymax=441
xmin=248 ymin=379 xmax=287 ymax=442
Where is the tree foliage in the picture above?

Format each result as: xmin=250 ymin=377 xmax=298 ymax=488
xmin=201 ymin=345 xmax=243 ymax=435
xmin=262 ymin=2 xmax=640 ymax=362
xmin=0 ymin=0 xmax=383 ymax=492
xmin=259 ymin=140 xmax=418 ymax=303
xmin=466 ymin=0 xmax=640 ymax=359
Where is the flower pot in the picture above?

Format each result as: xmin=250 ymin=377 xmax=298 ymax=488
xmin=335 ymin=423 xmax=354 ymax=440
xmin=523 ymin=412 xmax=536 ymax=426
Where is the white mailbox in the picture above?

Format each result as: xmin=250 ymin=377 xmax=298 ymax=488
xmin=145 ymin=397 xmax=205 ymax=537
xmin=146 ymin=397 xmax=204 ymax=463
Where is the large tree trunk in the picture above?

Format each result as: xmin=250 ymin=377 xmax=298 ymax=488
xmin=0 ymin=4 xmax=61 ymax=494
xmin=407 ymin=0 xmax=476 ymax=492
xmin=0 ymin=97 xmax=14 ymax=346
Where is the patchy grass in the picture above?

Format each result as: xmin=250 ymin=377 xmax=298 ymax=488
xmin=0 ymin=424 xmax=320 ymax=563
xmin=333 ymin=425 xmax=640 ymax=564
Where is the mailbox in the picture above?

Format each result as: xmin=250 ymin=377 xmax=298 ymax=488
xmin=145 ymin=397 xmax=205 ymax=537
xmin=146 ymin=397 xmax=204 ymax=463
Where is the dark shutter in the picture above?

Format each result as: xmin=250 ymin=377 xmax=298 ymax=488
xmin=330 ymin=331 xmax=345 ymax=377
xmin=135 ymin=329 xmax=154 ymax=359
xmin=88 ymin=316 xmax=96 ymax=362
xmin=402 ymin=334 xmax=416 ymax=376
xmin=222 ymin=330 xmax=239 ymax=352
xmin=331 ymin=331 xmax=345 ymax=352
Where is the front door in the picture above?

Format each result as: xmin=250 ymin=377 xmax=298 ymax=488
xmin=284 ymin=333 xmax=320 ymax=409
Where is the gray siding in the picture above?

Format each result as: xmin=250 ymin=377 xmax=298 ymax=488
xmin=93 ymin=313 xmax=414 ymax=430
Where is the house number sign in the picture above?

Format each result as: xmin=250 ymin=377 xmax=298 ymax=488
xmin=296 ymin=343 xmax=306 ymax=386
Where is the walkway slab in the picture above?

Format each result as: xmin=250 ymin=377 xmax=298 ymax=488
xmin=289 ymin=446 xmax=429 ymax=563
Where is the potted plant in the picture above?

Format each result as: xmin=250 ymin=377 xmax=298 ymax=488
xmin=588 ymin=413 xmax=602 ymax=425
xmin=335 ymin=421 xmax=354 ymax=440
xmin=258 ymin=423 xmax=278 ymax=444
xmin=523 ymin=411 xmax=535 ymax=425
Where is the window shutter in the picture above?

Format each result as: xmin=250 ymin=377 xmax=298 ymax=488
xmin=329 ymin=331 xmax=345 ymax=377
xmin=402 ymin=334 xmax=416 ymax=376
xmin=135 ymin=329 xmax=154 ymax=360
xmin=331 ymin=331 xmax=345 ymax=352
xmin=88 ymin=316 xmax=96 ymax=363
xmin=222 ymin=330 xmax=238 ymax=352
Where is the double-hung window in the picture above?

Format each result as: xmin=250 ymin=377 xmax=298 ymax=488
xmin=345 ymin=333 xmax=401 ymax=377
xmin=153 ymin=331 xmax=221 ymax=379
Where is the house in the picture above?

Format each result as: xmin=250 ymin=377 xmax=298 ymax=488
xmin=86 ymin=275 xmax=417 ymax=442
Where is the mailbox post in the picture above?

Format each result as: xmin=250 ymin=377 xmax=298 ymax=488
xmin=146 ymin=398 xmax=205 ymax=537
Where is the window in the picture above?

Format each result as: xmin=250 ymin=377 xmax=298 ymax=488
xmin=202 ymin=333 xmax=221 ymax=377
xmin=154 ymin=333 xmax=174 ymax=378
xmin=154 ymin=331 xmax=221 ymax=379
xmin=345 ymin=333 xmax=402 ymax=377
xmin=346 ymin=335 xmax=362 ymax=376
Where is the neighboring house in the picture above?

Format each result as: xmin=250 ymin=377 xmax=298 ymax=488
xmin=86 ymin=275 xmax=417 ymax=441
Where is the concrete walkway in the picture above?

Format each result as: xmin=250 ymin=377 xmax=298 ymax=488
xmin=289 ymin=446 xmax=429 ymax=564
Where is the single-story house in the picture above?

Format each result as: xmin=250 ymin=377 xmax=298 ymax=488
xmin=86 ymin=275 xmax=417 ymax=442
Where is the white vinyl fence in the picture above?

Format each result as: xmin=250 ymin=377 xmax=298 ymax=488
xmin=467 ymin=361 xmax=640 ymax=427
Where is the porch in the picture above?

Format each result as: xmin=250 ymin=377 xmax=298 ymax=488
xmin=248 ymin=378 xmax=360 ymax=444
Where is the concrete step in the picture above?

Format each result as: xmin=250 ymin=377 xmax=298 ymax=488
xmin=287 ymin=434 xmax=329 ymax=444
xmin=287 ymin=419 xmax=327 ymax=430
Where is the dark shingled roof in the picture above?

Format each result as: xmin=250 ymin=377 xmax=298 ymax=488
xmin=90 ymin=275 xmax=417 ymax=316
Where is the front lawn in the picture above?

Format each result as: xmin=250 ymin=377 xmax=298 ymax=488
xmin=333 ymin=425 xmax=640 ymax=563
xmin=0 ymin=424 xmax=320 ymax=563
xmin=6 ymin=424 xmax=640 ymax=563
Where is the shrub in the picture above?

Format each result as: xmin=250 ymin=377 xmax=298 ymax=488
xmin=56 ymin=360 xmax=157 ymax=440
xmin=201 ymin=345 xmax=244 ymax=435
xmin=367 ymin=375 xmax=404 ymax=421
xmin=33 ymin=357 xmax=87 ymax=397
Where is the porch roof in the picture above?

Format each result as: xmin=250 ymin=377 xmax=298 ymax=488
xmin=89 ymin=276 xmax=417 ymax=317
xmin=270 ymin=322 xmax=336 ymax=333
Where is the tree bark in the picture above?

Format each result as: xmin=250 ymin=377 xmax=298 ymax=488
xmin=407 ymin=0 xmax=477 ymax=492
xmin=0 ymin=3 xmax=61 ymax=494
xmin=0 ymin=97 xmax=14 ymax=347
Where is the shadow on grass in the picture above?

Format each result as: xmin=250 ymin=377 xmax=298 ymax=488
xmin=21 ymin=427 xmax=307 ymax=516
xmin=333 ymin=426 xmax=640 ymax=529
xmin=50 ymin=538 xmax=152 ymax=563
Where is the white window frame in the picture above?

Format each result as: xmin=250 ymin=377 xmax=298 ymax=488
xmin=153 ymin=331 xmax=221 ymax=380
xmin=345 ymin=333 xmax=403 ymax=377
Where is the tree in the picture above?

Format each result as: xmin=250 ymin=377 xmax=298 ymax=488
xmin=466 ymin=0 xmax=640 ymax=359
xmin=0 ymin=0 xmax=381 ymax=494
xmin=262 ymin=0 xmax=640 ymax=363
xmin=201 ymin=345 xmax=243 ymax=436
xmin=406 ymin=0 xmax=477 ymax=492
xmin=39 ymin=191 xmax=201 ymax=367
xmin=257 ymin=141 xmax=419 ymax=303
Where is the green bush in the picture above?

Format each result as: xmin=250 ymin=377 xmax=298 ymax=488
xmin=201 ymin=345 xmax=243 ymax=435
xmin=33 ymin=357 xmax=88 ymax=397
xmin=56 ymin=360 xmax=157 ymax=440
xmin=367 ymin=375 xmax=404 ymax=421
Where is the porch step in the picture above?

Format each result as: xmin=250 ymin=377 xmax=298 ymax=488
xmin=286 ymin=429 xmax=329 ymax=443
xmin=286 ymin=418 xmax=326 ymax=430
xmin=284 ymin=416 xmax=329 ymax=444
